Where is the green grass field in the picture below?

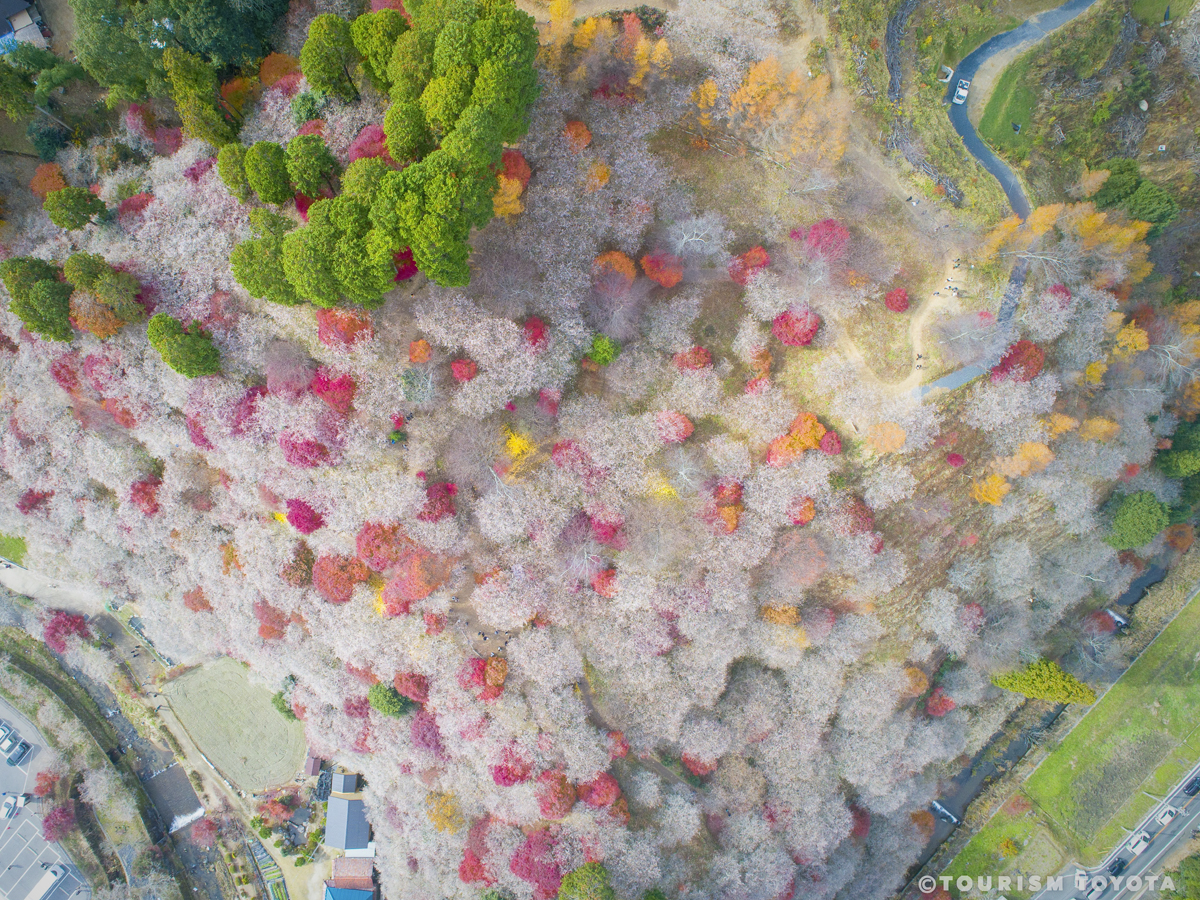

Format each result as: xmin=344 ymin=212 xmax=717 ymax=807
xmin=164 ymin=657 xmax=306 ymax=792
xmin=948 ymin=579 xmax=1200 ymax=885
xmin=1131 ymin=0 xmax=1194 ymax=24
xmin=0 ymin=533 xmax=26 ymax=564
xmin=978 ymin=53 xmax=1038 ymax=161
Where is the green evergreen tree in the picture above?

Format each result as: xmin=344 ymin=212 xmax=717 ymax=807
xmin=559 ymin=863 xmax=616 ymax=900
xmin=282 ymin=196 xmax=393 ymax=307
xmin=367 ymin=682 xmax=416 ymax=717
xmin=163 ymin=48 xmax=236 ymax=146
xmin=0 ymin=63 xmax=35 ymax=123
xmin=382 ymin=101 xmax=432 ymax=163
xmin=1107 ymin=490 xmax=1169 ymax=549
xmin=72 ymin=0 xmax=286 ymax=105
xmin=218 ymin=143 xmax=251 ymax=202
xmin=340 ymin=157 xmax=389 ymax=204
xmin=350 ymin=9 xmax=409 ymax=92
xmin=299 ymin=14 xmax=360 ymax=102
xmin=147 ymin=313 xmax=222 ymax=377
xmin=1124 ymin=180 xmax=1179 ymax=236
xmin=386 ymin=29 xmax=436 ymax=103
xmin=62 ymin=252 xmax=108 ymax=291
xmin=230 ymin=209 xmax=300 ymax=306
xmin=1092 ymin=158 xmax=1141 ymax=208
xmin=991 ymin=658 xmax=1097 ymax=704
xmin=244 ymin=141 xmax=292 ymax=205
xmin=43 ymin=187 xmax=106 ymax=231
xmin=286 ymin=134 xmax=339 ymax=198
xmin=0 ymin=256 xmax=73 ymax=341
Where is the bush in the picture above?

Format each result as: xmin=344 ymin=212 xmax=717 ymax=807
xmin=26 ymin=120 xmax=68 ymax=161
xmin=991 ymin=658 xmax=1097 ymax=704
xmin=367 ymin=682 xmax=416 ymax=717
xmin=290 ymin=91 xmax=326 ymax=126
xmin=586 ymin=335 xmax=620 ymax=366
xmin=1107 ymin=491 xmax=1168 ymax=549
xmin=147 ymin=313 xmax=222 ymax=377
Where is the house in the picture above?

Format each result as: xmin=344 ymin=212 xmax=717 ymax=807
xmin=303 ymin=755 xmax=321 ymax=777
xmin=329 ymin=857 xmax=374 ymax=893
xmin=325 ymin=796 xmax=371 ymax=854
xmin=325 ymin=770 xmax=373 ymax=857
xmin=0 ymin=2 xmax=47 ymax=51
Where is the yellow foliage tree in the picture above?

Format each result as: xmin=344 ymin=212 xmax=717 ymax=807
xmin=1114 ymin=322 xmax=1149 ymax=358
xmin=1046 ymin=413 xmax=1080 ymax=437
xmin=971 ymin=474 xmax=1010 ymax=506
xmin=995 ymin=442 xmax=1054 ymax=477
xmin=1083 ymin=361 xmax=1108 ymax=385
xmin=1079 ymin=417 xmax=1120 ymax=441
xmin=426 ymin=792 xmax=465 ymax=834
xmin=978 ymin=203 xmax=1152 ymax=285
xmin=867 ymin=422 xmax=906 ymax=454
xmin=761 ymin=604 xmax=800 ymax=625
xmin=585 ymin=160 xmax=610 ymax=192
xmin=903 ymin=667 xmax=929 ymax=698
xmin=493 ymin=175 xmax=524 ymax=217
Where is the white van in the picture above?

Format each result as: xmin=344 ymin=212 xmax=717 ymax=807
xmin=24 ymin=864 xmax=66 ymax=900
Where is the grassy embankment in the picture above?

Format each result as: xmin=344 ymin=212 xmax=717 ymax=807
xmin=945 ymin=549 xmax=1200 ymax=893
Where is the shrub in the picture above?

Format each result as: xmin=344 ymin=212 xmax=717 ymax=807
xmin=991 ymin=658 xmax=1097 ymax=704
xmin=367 ymin=682 xmax=416 ymax=717
xmin=43 ymin=187 xmax=106 ymax=230
xmin=147 ymin=314 xmax=221 ymax=377
xmin=1107 ymin=491 xmax=1168 ymax=549
xmin=586 ymin=335 xmax=620 ymax=366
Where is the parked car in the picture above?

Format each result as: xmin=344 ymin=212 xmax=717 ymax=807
xmin=1185 ymin=775 xmax=1200 ymax=796
xmin=7 ymin=741 xmax=31 ymax=767
xmin=1108 ymin=858 xmax=1128 ymax=877
xmin=1158 ymin=805 xmax=1180 ymax=825
xmin=1127 ymin=831 xmax=1152 ymax=856
xmin=931 ymin=800 xmax=960 ymax=825
xmin=1086 ymin=882 xmax=1106 ymax=900
xmin=953 ymin=79 xmax=972 ymax=104
xmin=0 ymin=732 xmax=17 ymax=755
xmin=0 ymin=722 xmax=11 ymax=744
xmin=0 ymin=796 xmax=17 ymax=818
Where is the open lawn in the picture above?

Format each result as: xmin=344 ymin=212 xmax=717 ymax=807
xmin=1131 ymin=0 xmax=1194 ymax=24
xmin=0 ymin=533 xmax=26 ymax=564
xmin=1024 ymin=583 xmax=1200 ymax=848
xmin=163 ymin=657 xmax=305 ymax=793
xmin=948 ymin=575 xmax=1200 ymax=883
xmin=978 ymin=53 xmax=1037 ymax=161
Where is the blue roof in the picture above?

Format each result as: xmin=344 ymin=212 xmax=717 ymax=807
xmin=325 ymin=888 xmax=372 ymax=900
xmin=325 ymin=797 xmax=370 ymax=850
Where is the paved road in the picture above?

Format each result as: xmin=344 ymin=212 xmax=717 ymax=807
xmin=1033 ymin=763 xmax=1200 ymax=900
xmin=943 ymin=0 xmax=1101 ymax=221
xmin=0 ymin=697 xmax=87 ymax=900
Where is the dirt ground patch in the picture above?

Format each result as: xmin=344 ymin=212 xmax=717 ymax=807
xmin=163 ymin=658 xmax=306 ymax=794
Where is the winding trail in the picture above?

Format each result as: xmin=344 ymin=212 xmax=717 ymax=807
xmin=850 ymin=0 xmax=1095 ymax=399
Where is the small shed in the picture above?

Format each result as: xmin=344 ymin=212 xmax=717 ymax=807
xmin=303 ymin=755 xmax=321 ymax=777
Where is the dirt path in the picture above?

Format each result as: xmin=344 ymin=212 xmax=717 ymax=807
xmin=835 ymin=255 xmax=966 ymax=396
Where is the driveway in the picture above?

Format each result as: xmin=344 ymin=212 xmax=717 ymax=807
xmin=943 ymin=0 xmax=1101 ymax=220
xmin=0 ymin=697 xmax=88 ymax=900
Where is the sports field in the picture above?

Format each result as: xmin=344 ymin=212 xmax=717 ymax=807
xmin=948 ymin=572 xmax=1200 ymax=883
xmin=164 ymin=657 xmax=306 ymax=793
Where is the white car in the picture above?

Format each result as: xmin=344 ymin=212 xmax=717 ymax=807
xmin=1128 ymin=830 xmax=1152 ymax=856
xmin=953 ymin=79 xmax=972 ymax=104
xmin=1158 ymin=805 xmax=1180 ymax=825
xmin=1 ymin=796 xmax=17 ymax=818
